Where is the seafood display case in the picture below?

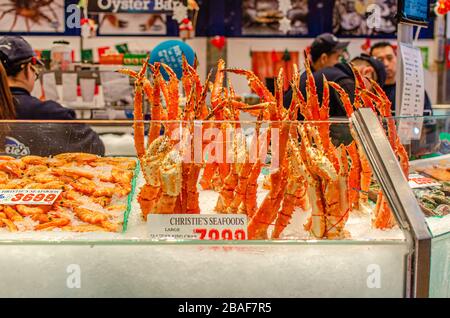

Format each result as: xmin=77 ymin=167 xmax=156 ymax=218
xmin=0 ymin=56 xmax=447 ymax=298
xmin=386 ymin=115 xmax=450 ymax=298
xmin=0 ymin=112 xmax=447 ymax=298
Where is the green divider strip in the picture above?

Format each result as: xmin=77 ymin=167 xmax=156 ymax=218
xmin=122 ymin=160 xmax=140 ymax=233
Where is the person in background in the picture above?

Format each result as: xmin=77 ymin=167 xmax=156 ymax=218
xmin=284 ymin=33 xmax=350 ymax=108
xmin=288 ymin=54 xmax=387 ymax=145
xmin=309 ymin=33 xmax=350 ymax=72
xmin=286 ymin=54 xmax=386 ymax=118
xmin=0 ymin=36 xmax=105 ymax=156
xmin=370 ymin=41 xmax=432 ymax=115
xmin=1 ymin=36 xmax=77 ymax=120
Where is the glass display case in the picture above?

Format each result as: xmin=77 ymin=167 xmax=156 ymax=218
xmin=386 ymin=115 xmax=450 ymax=298
xmin=0 ymin=111 xmax=447 ymax=297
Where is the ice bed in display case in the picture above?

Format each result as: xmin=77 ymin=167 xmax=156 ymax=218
xmin=0 ymin=111 xmax=445 ymax=297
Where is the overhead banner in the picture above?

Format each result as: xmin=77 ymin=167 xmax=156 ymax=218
xmin=0 ymin=0 xmax=65 ymax=33
xmin=242 ymin=0 xmax=309 ymax=36
xmin=98 ymin=13 xmax=167 ymax=34
xmin=88 ymin=0 xmax=179 ymax=13
xmin=333 ymin=0 xmax=397 ymax=36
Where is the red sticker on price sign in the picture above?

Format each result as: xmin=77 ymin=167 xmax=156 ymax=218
xmin=147 ymin=214 xmax=248 ymax=241
xmin=408 ymin=174 xmax=441 ymax=189
xmin=446 ymin=44 xmax=450 ymax=69
xmin=0 ymin=189 xmax=62 ymax=205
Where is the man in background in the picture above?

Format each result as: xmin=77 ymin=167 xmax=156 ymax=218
xmin=309 ymin=33 xmax=350 ymax=72
xmin=286 ymin=54 xmax=386 ymax=117
xmin=370 ymin=41 xmax=432 ymax=115
xmin=286 ymin=54 xmax=387 ymax=145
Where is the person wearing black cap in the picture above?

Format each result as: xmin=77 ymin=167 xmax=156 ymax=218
xmin=295 ymin=54 xmax=387 ymax=118
xmin=309 ymin=33 xmax=350 ymax=72
xmin=285 ymin=54 xmax=387 ymax=145
xmin=284 ymin=33 xmax=350 ymax=109
xmin=0 ymin=36 xmax=105 ymax=156
xmin=0 ymin=36 xmax=76 ymax=120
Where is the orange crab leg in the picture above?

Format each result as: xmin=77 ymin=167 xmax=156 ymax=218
xmin=271 ymin=177 xmax=304 ymax=239
xmin=134 ymin=83 xmax=146 ymax=158
xmin=224 ymin=68 xmax=275 ymax=103
xmin=148 ymin=64 xmax=163 ymax=143
xmin=242 ymin=160 xmax=263 ymax=217
xmin=351 ymin=64 xmax=376 ymax=112
xmin=316 ymin=77 xmax=340 ymax=172
xmin=161 ymin=63 xmax=180 ymax=120
xmin=248 ymin=168 xmax=284 ymax=239
xmin=304 ymin=58 xmax=320 ymax=120
xmin=373 ymin=190 xmax=396 ymax=229
xmin=328 ymin=81 xmax=354 ymax=117
xmin=346 ymin=141 xmax=361 ymax=210
xmin=197 ymin=69 xmax=212 ymax=120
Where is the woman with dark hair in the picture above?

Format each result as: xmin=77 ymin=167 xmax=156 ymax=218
xmin=0 ymin=62 xmax=16 ymax=153
xmin=0 ymin=62 xmax=15 ymax=120
xmin=0 ymin=36 xmax=105 ymax=156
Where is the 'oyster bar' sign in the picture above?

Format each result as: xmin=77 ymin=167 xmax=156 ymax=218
xmin=88 ymin=0 xmax=180 ymax=13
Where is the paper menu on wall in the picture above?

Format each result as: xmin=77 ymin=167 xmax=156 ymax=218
xmin=399 ymin=44 xmax=425 ymax=116
xmin=398 ymin=44 xmax=425 ymax=143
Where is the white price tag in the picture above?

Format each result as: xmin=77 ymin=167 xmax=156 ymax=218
xmin=0 ymin=189 xmax=62 ymax=205
xmin=408 ymin=174 xmax=441 ymax=189
xmin=147 ymin=214 xmax=248 ymax=240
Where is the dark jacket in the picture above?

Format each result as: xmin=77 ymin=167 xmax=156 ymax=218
xmin=284 ymin=63 xmax=356 ymax=119
xmin=12 ymin=87 xmax=77 ymax=120
xmin=383 ymin=83 xmax=433 ymax=116
xmin=284 ymin=63 xmax=357 ymax=145
xmin=2 ymin=87 xmax=105 ymax=157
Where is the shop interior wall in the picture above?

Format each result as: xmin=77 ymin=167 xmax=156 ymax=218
xmin=23 ymin=36 xmax=438 ymax=104
xmin=227 ymin=38 xmax=438 ymax=104
xmin=23 ymin=36 xmax=208 ymax=83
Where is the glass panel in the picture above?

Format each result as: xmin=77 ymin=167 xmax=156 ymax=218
xmin=0 ymin=120 xmax=407 ymax=244
xmin=0 ymin=119 xmax=409 ymax=297
xmin=0 ymin=243 xmax=407 ymax=297
xmin=430 ymin=232 xmax=450 ymax=298
xmin=383 ymin=115 xmax=450 ymax=298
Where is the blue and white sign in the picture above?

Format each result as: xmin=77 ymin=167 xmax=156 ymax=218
xmin=150 ymin=40 xmax=195 ymax=80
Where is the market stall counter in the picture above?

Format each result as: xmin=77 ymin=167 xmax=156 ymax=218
xmin=0 ymin=111 xmax=447 ymax=297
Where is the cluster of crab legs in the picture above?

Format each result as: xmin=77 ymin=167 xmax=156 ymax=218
xmin=120 ymin=55 xmax=409 ymax=240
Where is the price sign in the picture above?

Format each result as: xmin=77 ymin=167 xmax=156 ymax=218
xmin=408 ymin=173 xmax=441 ymax=188
xmin=147 ymin=214 xmax=248 ymax=240
xmin=0 ymin=189 xmax=62 ymax=205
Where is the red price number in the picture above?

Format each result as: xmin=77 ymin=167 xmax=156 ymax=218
xmin=410 ymin=177 xmax=434 ymax=185
xmin=10 ymin=193 xmax=57 ymax=203
xmin=194 ymin=228 xmax=246 ymax=240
